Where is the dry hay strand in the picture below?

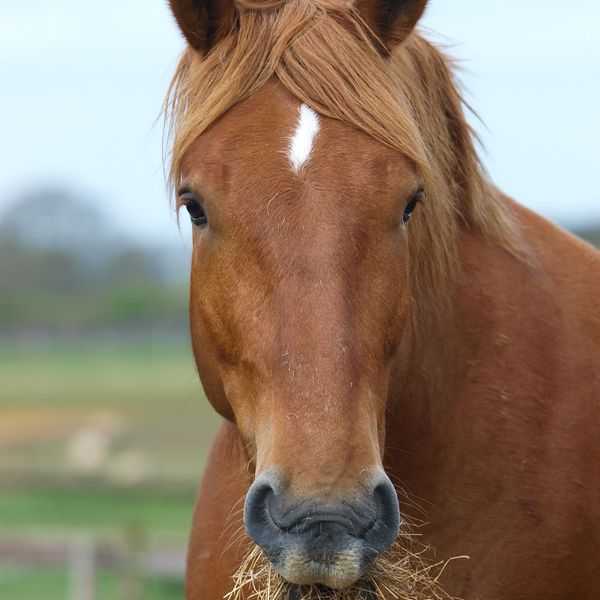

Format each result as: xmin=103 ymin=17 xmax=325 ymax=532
xmin=225 ymin=530 xmax=467 ymax=600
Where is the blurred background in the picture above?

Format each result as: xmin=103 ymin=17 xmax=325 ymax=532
xmin=0 ymin=1 xmax=598 ymax=599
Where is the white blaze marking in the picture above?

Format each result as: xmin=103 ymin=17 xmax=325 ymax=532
xmin=288 ymin=104 xmax=320 ymax=173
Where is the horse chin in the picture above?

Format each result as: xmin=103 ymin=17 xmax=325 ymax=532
xmin=275 ymin=547 xmax=365 ymax=590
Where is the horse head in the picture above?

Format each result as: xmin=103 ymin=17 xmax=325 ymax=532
xmin=168 ymin=0 xmax=429 ymax=589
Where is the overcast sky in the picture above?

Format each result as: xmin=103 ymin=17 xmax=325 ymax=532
xmin=0 ymin=0 xmax=598 ymax=245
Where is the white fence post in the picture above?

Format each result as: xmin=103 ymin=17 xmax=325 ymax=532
xmin=68 ymin=535 xmax=96 ymax=600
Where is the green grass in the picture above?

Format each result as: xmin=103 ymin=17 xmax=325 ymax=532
xmin=0 ymin=486 xmax=194 ymax=538
xmin=0 ymin=342 xmax=202 ymax=408
xmin=0 ymin=565 xmax=184 ymax=600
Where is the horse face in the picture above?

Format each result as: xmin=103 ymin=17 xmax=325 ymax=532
xmin=181 ymin=80 xmax=421 ymax=588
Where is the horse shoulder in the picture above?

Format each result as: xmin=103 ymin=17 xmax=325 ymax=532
xmin=186 ymin=420 xmax=252 ymax=600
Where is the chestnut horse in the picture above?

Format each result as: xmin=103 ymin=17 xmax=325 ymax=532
xmin=164 ymin=0 xmax=600 ymax=597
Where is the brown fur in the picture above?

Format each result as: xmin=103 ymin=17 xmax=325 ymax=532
xmin=164 ymin=1 xmax=600 ymax=598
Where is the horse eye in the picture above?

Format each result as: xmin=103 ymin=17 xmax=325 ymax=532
xmin=180 ymin=192 xmax=208 ymax=227
xmin=402 ymin=189 xmax=424 ymax=225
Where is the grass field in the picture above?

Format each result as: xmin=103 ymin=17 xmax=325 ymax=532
xmin=0 ymin=565 xmax=185 ymax=600
xmin=0 ymin=341 xmax=221 ymax=599
xmin=0 ymin=486 xmax=195 ymax=537
xmin=0 ymin=343 xmax=220 ymax=484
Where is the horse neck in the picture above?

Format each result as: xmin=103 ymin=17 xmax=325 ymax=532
xmin=384 ymin=218 xmax=541 ymax=497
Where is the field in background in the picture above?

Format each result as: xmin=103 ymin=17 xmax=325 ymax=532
xmin=0 ymin=342 xmax=221 ymax=599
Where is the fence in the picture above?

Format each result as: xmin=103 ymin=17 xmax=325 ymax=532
xmin=0 ymin=533 xmax=186 ymax=600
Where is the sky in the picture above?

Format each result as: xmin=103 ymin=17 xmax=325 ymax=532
xmin=0 ymin=0 xmax=599 ymax=246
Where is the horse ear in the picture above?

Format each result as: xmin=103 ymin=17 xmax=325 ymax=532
xmin=355 ymin=0 xmax=428 ymax=53
xmin=168 ymin=0 xmax=236 ymax=53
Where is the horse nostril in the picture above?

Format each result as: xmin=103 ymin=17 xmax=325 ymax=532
xmin=244 ymin=478 xmax=276 ymax=544
xmin=366 ymin=476 xmax=401 ymax=553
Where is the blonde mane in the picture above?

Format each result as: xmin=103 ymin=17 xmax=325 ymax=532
xmin=164 ymin=0 xmax=524 ymax=323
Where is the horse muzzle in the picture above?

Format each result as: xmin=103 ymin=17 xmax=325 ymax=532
xmin=244 ymin=470 xmax=400 ymax=589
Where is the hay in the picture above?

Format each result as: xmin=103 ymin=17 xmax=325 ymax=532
xmin=225 ymin=530 xmax=467 ymax=600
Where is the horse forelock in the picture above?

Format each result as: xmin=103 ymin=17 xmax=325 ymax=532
xmin=163 ymin=0 xmax=527 ymax=332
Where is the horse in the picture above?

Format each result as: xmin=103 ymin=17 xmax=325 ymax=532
xmin=163 ymin=0 xmax=600 ymax=597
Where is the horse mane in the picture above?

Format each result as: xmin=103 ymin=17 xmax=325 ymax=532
xmin=164 ymin=0 xmax=526 ymax=327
